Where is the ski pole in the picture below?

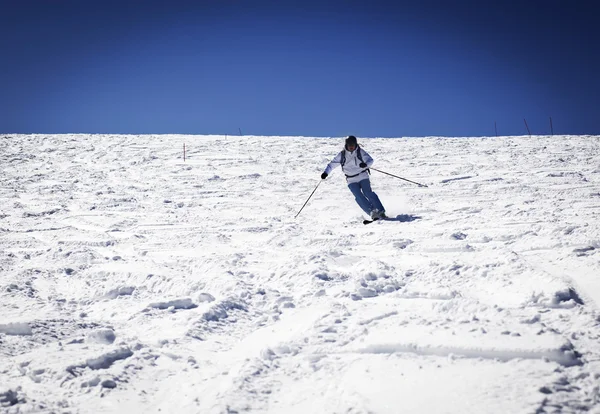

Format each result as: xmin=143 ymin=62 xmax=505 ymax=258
xmin=295 ymin=180 xmax=322 ymax=218
xmin=370 ymin=168 xmax=428 ymax=188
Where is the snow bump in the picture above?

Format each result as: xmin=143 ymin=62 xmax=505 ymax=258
xmin=147 ymin=298 xmax=197 ymax=310
xmin=85 ymin=348 xmax=134 ymax=370
xmin=0 ymin=323 xmax=33 ymax=336
xmin=355 ymin=342 xmax=582 ymax=367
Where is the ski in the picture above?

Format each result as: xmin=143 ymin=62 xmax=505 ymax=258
xmin=363 ymin=218 xmax=380 ymax=225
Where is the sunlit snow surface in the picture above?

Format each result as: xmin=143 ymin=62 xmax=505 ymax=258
xmin=1 ymin=134 xmax=600 ymax=413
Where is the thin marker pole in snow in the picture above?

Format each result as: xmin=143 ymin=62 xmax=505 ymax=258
xmin=550 ymin=117 xmax=554 ymax=136
xmin=295 ymin=180 xmax=322 ymax=219
xmin=495 ymin=121 xmax=498 ymax=137
xmin=524 ymin=118 xmax=531 ymax=137
xmin=370 ymin=168 xmax=428 ymax=187
xmin=183 ymin=143 xmax=186 ymax=162
xmin=239 ymin=128 xmax=243 ymax=136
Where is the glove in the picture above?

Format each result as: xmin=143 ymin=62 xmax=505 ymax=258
xmin=321 ymin=172 xmax=328 ymax=180
xmin=359 ymin=162 xmax=367 ymax=168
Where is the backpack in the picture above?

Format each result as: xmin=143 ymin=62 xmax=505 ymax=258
xmin=340 ymin=146 xmax=370 ymax=178
xmin=340 ymin=146 xmax=364 ymax=167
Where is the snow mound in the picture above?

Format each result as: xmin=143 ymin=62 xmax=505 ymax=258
xmin=147 ymin=298 xmax=197 ymax=310
xmin=85 ymin=348 xmax=134 ymax=370
xmin=87 ymin=328 xmax=116 ymax=345
xmin=0 ymin=323 xmax=32 ymax=336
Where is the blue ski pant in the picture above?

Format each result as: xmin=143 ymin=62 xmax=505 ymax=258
xmin=348 ymin=179 xmax=385 ymax=215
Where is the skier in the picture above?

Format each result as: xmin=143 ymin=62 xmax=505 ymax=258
xmin=321 ymin=135 xmax=386 ymax=220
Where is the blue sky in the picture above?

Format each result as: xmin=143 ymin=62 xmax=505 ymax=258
xmin=1 ymin=0 xmax=598 ymax=137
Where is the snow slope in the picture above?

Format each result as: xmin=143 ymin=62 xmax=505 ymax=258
xmin=1 ymin=134 xmax=599 ymax=414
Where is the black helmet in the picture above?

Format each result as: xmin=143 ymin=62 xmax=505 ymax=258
xmin=345 ymin=135 xmax=357 ymax=149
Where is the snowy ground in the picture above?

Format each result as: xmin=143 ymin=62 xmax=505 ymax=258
xmin=1 ymin=133 xmax=600 ymax=414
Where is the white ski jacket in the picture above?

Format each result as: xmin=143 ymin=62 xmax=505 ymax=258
xmin=324 ymin=145 xmax=374 ymax=184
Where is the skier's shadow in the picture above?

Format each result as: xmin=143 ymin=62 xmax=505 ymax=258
xmin=386 ymin=214 xmax=422 ymax=222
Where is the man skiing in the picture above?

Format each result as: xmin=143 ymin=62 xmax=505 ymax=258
xmin=321 ymin=135 xmax=386 ymax=220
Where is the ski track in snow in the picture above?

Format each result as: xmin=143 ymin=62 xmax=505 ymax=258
xmin=1 ymin=134 xmax=600 ymax=414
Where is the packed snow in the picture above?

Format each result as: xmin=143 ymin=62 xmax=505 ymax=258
xmin=1 ymin=133 xmax=599 ymax=414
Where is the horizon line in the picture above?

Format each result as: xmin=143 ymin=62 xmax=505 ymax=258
xmin=2 ymin=132 xmax=597 ymax=139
